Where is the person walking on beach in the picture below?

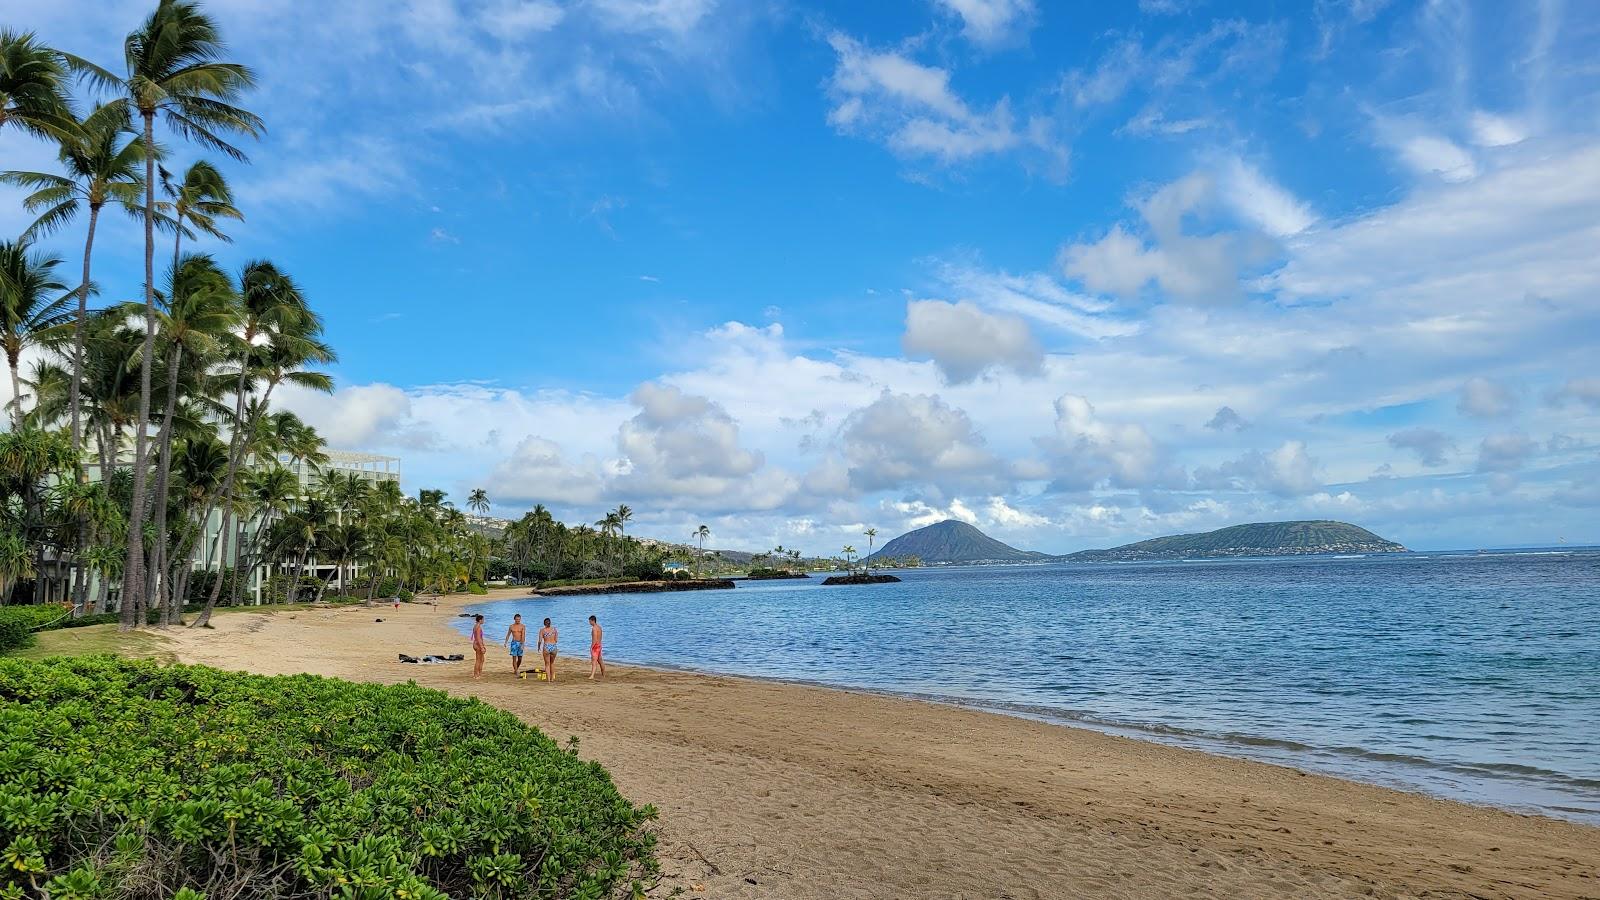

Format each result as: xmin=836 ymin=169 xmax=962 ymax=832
xmin=504 ymin=613 xmax=527 ymax=676
xmin=538 ymin=617 xmax=559 ymax=682
xmin=588 ymin=615 xmax=605 ymax=680
xmin=471 ymin=614 xmax=487 ymax=678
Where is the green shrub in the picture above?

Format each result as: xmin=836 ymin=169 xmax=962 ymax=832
xmin=0 ymin=606 xmax=70 ymax=654
xmin=465 ymin=582 xmax=488 ymax=595
xmin=0 ymin=657 xmax=656 ymax=898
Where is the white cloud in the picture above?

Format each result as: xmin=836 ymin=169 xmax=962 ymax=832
xmin=490 ymin=437 xmax=606 ymax=505
xmin=932 ymin=0 xmax=1037 ymax=48
xmin=588 ymin=0 xmax=715 ymax=35
xmin=1387 ymin=427 xmax=1455 ymax=467
xmin=1059 ymin=172 xmax=1275 ymax=303
xmin=480 ymin=0 xmax=565 ymax=38
xmin=1205 ymin=406 xmax=1249 ymax=431
xmin=1469 ymin=111 xmax=1527 ymax=147
xmin=824 ymin=32 xmax=1065 ymax=174
xmin=1220 ymin=157 xmax=1316 ymax=238
xmin=1195 ymin=440 xmax=1321 ymax=496
xmin=1037 ymin=394 xmax=1168 ymax=490
xmin=1551 ymin=377 xmax=1600 ymax=410
xmin=1373 ymin=118 xmax=1480 ymax=183
xmin=1476 ymin=433 xmax=1537 ymax=472
xmin=902 ymin=300 xmax=1043 ymax=384
xmin=277 ymin=382 xmax=438 ymax=450
xmin=828 ymin=391 xmax=1006 ymax=495
xmin=932 ymin=261 xmax=1135 ymax=340
xmin=1457 ymin=377 xmax=1516 ymax=418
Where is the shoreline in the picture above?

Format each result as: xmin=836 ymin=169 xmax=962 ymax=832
xmin=160 ymin=590 xmax=1600 ymax=898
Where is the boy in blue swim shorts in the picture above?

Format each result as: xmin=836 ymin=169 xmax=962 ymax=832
xmin=504 ymin=613 xmax=527 ymax=676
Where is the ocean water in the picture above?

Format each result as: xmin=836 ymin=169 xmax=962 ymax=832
xmin=462 ymin=548 xmax=1600 ymax=825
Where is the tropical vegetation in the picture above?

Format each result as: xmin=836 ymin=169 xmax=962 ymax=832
xmin=0 ymin=655 xmax=657 ymax=898
xmin=0 ymin=6 xmax=516 ymax=630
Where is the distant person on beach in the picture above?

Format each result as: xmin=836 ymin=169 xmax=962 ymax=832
xmin=538 ymin=617 xmax=558 ymax=682
xmin=588 ymin=615 xmax=604 ymax=680
xmin=504 ymin=614 xmax=527 ymax=676
xmin=471 ymin=614 xmax=486 ymax=678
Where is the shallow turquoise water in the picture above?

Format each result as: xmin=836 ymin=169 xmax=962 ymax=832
xmin=464 ymin=548 xmax=1600 ymax=824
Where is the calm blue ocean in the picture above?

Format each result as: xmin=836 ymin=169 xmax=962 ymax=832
xmin=463 ymin=548 xmax=1600 ymax=824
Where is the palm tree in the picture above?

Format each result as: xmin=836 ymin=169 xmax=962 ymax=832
xmin=467 ymin=487 xmax=489 ymax=515
xmin=145 ymin=254 xmax=238 ymax=623
xmin=158 ymin=159 xmax=240 ymax=275
xmin=0 ymin=30 xmax=77 ymax=144
xmin=103 ymin=0 xmax=264 ymax=627
xmin=196 ymin=264 xmax=330 ymax=621
xmin=0 ymin=240 xmax=72 ymax=428
xmin=614 ymin=503 xmax=632 ymax=567
xmin=694 ymin=523 xmax=710 ymax=576
xmin=864 ymin=527 xmax=878 ymax=574
xmin=841 ymin=545 xmax=856 ymax=574
xmin=2 ymin=102 xmax=147 ymax=457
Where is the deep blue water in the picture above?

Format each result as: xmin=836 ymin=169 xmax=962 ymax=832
xmin=463 ymin=548 xmax=1600 ymax=824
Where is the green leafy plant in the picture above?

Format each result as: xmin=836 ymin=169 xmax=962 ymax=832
xmin=0 ymin=657 xmax=657 ymax=897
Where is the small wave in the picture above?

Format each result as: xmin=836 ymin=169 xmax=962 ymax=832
xmin=1329 ymin=554 xmax=1367 ymax=559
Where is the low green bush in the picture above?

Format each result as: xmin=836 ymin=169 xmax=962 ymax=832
xmin=0 ymin=606 xmax=70 ymax=654
xmin=0 ymin=657 xmax=656 ymax=898
xmin=465 ymin=582 xmax=488 ymax=595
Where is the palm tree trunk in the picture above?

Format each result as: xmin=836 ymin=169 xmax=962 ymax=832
xmin=121 ymin=110 xmax=159 ymax=630
xmin=192 ymin=508 xmax=233 ymax=627
xmin=149 ymin=342 xmax=182 ymax=627
xmin=70 ymin=203 xmax=100 ymax=460
xmin=8 ymin=353 xmax=22 ymax=429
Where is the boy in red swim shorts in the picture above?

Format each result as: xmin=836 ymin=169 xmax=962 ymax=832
xmin=588 ymin=615 xmax=605 ymax=680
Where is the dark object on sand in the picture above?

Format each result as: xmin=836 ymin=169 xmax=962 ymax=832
xmin=821 ymin=573 xmax=902 ymax=585
xmin=375 ymin=618 xmax=385 ymax=622
xmin=398 ymin=653 xmax=465 ymax=664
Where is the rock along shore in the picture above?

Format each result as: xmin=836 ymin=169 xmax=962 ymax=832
xmin=531 ymin=579 xmax=736 ymax=597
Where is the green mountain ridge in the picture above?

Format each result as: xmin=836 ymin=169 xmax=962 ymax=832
xmin=866 ymin=519 xmax=1408 ymax=565
xmin=865 ymin=520 xmax=1050 ymax=564
xmin=1065 ymin=520 xmax=1407 ymax=561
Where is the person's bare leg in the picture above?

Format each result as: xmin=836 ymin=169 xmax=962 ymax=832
xmin=597 ymin=649 xmax=604 ymax=678
xmin=546 ymin=651 xmax=556 ymax=682
xmin=589 ymin=649 xmax=598 ymax=680
xmin=474 ymin=647 xmax=484 ymax=678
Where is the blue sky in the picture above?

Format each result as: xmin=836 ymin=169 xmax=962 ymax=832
xmin=4 ymin=0 xmax=1599 ymax=553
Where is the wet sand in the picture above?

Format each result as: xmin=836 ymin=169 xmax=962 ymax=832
xmin=164 ymin=590 xmax=1600 ymax=899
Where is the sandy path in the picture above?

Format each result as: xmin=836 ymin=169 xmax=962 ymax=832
xmin=164 ymin=592 xmax=1600 ymax=899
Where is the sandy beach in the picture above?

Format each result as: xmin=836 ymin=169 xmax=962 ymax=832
xmin=162 ymin=590 xmax=1600 ymax=899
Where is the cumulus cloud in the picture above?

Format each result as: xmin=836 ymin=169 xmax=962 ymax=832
xmin=827 ymin=391 xmax=1006 ymax=495
xmin=932 ymin=0 xmax=1037 ymax=48
xmin=1387 ymin=427 xmax=1455 ymax=467
xmin=1037 ymin=394 xmax=1169 ymax=491
xmin=1194 ymin=440 xmax=1321 ymax=496
xmin=1204 ymin=406 xmax=1249 ymax=431
xmin=1476 ymin=433 xmax=1537 ymax=473
xmin=1059 ymin=172 xmax=1277 ymax=303
xmin=823 ymin=32 xmax=1065 ymax=174
xmin=612 ymin=382 xmax=793 ymax=509
xmin=277 ymin=382 xmax=439 ymax=450
xmin=1550 ymin=377 xmax=1600 ymax=410
xmin=902 ymin=299 xmax=1044 ymax=384
xmin=489 ymin=437 xmax=605 ymax=505
xmin=1457 ymin=377 xmax=1516 ymax=418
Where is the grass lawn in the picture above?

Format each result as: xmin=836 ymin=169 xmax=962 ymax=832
xmin=13 ymin=623 xmax=176 ymax=662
